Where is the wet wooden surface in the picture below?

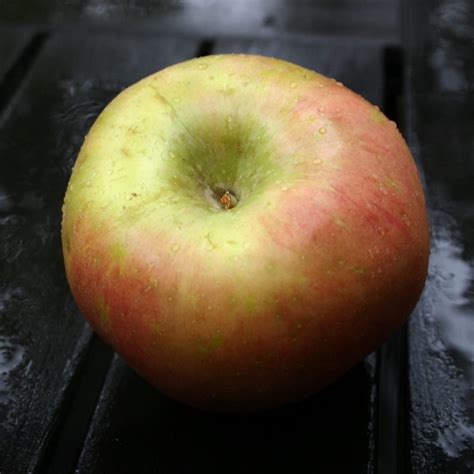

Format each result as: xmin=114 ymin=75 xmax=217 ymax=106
xmin=403 ymin=0 xmax=474 ymax=472
xmin=0 ymin=27 xmax=33 ymax=84
xmin=0 ymin=0 xmax=473 ymax=472
xmin=0 ymin=0 xmax=400 ymax=41
xmin=0 ymin=31 xmax=200 ymax=473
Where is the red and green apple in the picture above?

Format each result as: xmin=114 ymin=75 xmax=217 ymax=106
xmin=62 ymin=54 xmax=430 ymax=412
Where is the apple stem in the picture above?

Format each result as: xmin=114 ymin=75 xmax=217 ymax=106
xmin=219 ymin=191 xmax=238 ymax=210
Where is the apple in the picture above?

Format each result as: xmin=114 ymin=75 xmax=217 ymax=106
xmin=62 ymin=54 xmax=429 ymax=412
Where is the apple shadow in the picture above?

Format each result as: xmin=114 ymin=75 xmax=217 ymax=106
xmin=79 ymin=354 xmax=375 ymax=473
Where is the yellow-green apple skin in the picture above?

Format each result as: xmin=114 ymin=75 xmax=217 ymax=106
xmin=62 ymin=54 xmax=429 ymax=412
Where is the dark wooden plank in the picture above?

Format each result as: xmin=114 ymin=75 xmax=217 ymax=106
xmin=0 ymin=30 xmax=200 ymax=473
xmin=77 ymin=35 xmax=387 ymax=474
xmin=374 ymin=47 xmax=410 ymax=474
xmin=0 ymin=26 xmax=40 ymax=120
xmin=0 ymin=0 xmax=400 ymax=41
xmin=0 ymin=26 xmax=33 ymax=83
xmin=216 ymin=35 xmax=391 ymax=474
xmin=403 ymin=0 xmax=474 ymax=472
xmin=78 ymin=354 xmax=376 ymax=474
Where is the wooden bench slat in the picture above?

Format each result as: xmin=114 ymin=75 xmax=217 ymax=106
xmin=78 ymin=354 xmax=376 ymax=473
xmin=76 ymin=35 xmax=387 ymax=473
xmin=403 ymin=0 xmax=474 ymax=472
xmin=0 ymin=26 xmax=34 ymax=82
xmin=0 ymin=30 xmax=199 ymax=473
xmin=0 ymin=1 xmax=400 ymax=42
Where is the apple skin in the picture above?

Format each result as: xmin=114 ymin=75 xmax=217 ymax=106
xmin=62 ymin=54 xmax=429 ymax=412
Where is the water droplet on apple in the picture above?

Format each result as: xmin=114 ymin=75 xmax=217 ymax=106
xmin=317 ymin=106 xmax=324 ymax=113
xmin=171 ymin=244 xmax=180 ymax=253
xmin=318 ymin=127 xmax=327 ymax=135
xmin=313 ymin=158 xmax=323 ymax=165
xmin=198 ymin=63 xmax=208 ymax=70
xmin=403 ymin=214 xmax=412 ymax=227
